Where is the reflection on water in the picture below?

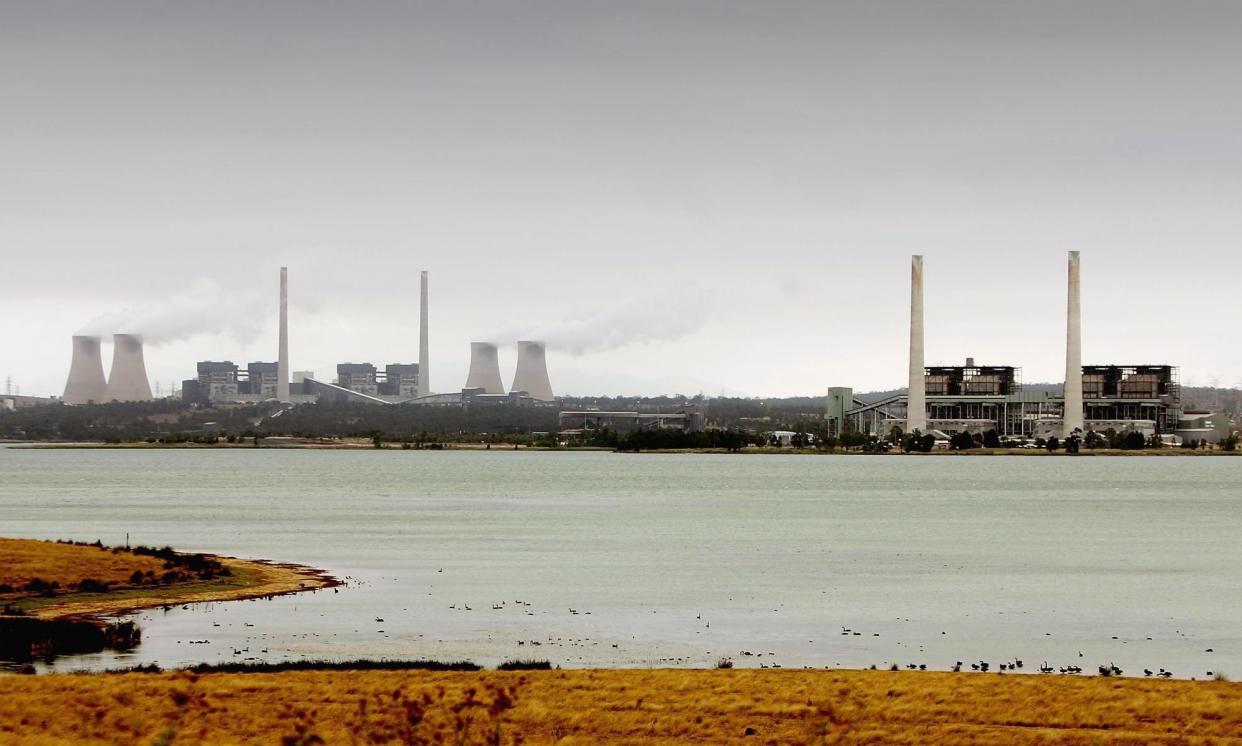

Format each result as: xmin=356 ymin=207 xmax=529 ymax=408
xmin=2 ymin=448 xmax=1239 ymax=678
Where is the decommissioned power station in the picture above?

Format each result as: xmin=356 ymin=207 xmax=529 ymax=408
xmin=826 ymin=251 xmax=1182 ymax=440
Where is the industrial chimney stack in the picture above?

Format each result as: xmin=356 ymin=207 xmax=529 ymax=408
xmin=104 ymin=334 xmax=153 ymax=402
xmin=465 ymin=342 xmax=506 ymax=394
xmin=906 ymin=255 xmax=927 ymax=433
xmin=511 ymin=341 xmax=554 ymax=401
xmin=418 ymin=270 xmax=430 ymax=397
xmin=63 ymin=335 xmax=107 ymax=404
xmin=1063 ymin=251 xmax=1084 ymax=437
xmin=277 ymin=266 xmax=290 ymax=402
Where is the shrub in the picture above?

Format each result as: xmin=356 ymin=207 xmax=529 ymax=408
xmin=105 ymin=620 xmax=141 ymax=649
xmin=949 ymin=431 xmax=975 ymax=450
xmin=497 ymin=660 xmax=553 ymax=671
xmin=22 ymin=578 xmax=60 ymax=596
xmin=75 ymin=578 xmax=110 ymax=593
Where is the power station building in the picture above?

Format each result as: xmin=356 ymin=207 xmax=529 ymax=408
xmin=831 ymin=363 xmax=1181 ymax=439
xmin=329 ymin=362 xmax=420 ymax=398
xmin=828 ymin=253 xmax=1183 ymax=440
xmin=182 ymin=360 xmax=283 ymax=403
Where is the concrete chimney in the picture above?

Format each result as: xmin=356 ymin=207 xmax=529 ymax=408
xmin=1063 ymin=250 xmax=1084 ymax=437
xmin=277 ymin=266 xmax=290 ymax=402
xmin=906 ymin=255 xmax=927 ymax=433
xmin=63 ymin=335 xmax=107 ymax=404
xmin=418 ymin=270 xmax=430 ymax=397
xmin=465 ymin=342 xmax=505 ymax=394
xmin=511 ymin=341 xmax=554 ymax=401
xmin=104 ymin=334 xmax=153 ymax=402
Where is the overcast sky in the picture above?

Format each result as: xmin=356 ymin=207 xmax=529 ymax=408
xmin=3 ymin=1 xmax=1241 ymax=398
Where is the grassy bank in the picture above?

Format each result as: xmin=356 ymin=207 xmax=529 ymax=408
xmin=1 ymin=668 xmax=1238 ymax=744
xmin=1 ymin=538 xmax=336 ymax=662
xmin=0 ymin=538 xmax=337 ymax=622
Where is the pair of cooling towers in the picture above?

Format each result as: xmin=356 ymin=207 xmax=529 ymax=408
xmin=465 ymin=341 xmax=553 ymax=401
xmin=63 ymin=334 xmax=153 ymax=404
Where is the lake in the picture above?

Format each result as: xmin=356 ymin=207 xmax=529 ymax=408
xmin=1 ymin=448 xmax=1238 ymax=678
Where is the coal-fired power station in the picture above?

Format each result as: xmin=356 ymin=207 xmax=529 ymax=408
xmin=826 ymin=250 xmax=1183 ymax=442
xmin=465 ymin=342 xmax=506 ymax=394
xmin=511 ymin=340 xmax=554 ymax=402
xmin=104 ymin=334 xmax=154 ymax=402
xmin=63 ymin=335 xmax=108 ymax=404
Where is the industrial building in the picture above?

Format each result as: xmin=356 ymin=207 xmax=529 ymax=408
xmin=828 ymin=253 xmax=1184 ymax=440
xmin=1 ymin=393 xmax=58 ymax=411
xmin=329 ymin=362 xmax=420 ymax=398
xmin=1174 ymin=411 xmax=1236 ymax=444
xmin=558 ymin=410 xmax=704 ymax=433
xmin=183 ymin=360 xmax=285 ymax=403
xmin=185 ymin=360 xmax=419 ymax=404
xmin=831 ymin=363 xmax=1181 ymax=439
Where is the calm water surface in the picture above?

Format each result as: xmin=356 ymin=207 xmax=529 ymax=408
xmin=1 ymin=448 xmax=1239 ymax=678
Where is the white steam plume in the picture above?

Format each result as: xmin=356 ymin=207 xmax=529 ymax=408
xmin=77 ymin=278 xmax=267 ymax=346
xmin=487 ymin=292 xmax=709 ymax=356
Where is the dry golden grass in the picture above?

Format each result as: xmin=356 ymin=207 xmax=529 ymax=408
xmin=1 ymin=668 xmax=1239 ymax=745
xmin=0 ymin=538 xmax=169 ymax=590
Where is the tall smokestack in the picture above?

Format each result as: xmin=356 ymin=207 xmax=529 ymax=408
xmin=418 ymin=270 xmax=429 ymax=397
xmin=511 ymin=341 xmax=554 ymax=401
xmin=906 ymin=255 xmax=927 ymax=433
xmin=277 ymin=266 xmax=290 ymax=402
xmin=63 ymin=335 xmax=107 ymax=404
xmin=465 ymin=342 xmax=505 ymax=394
xmin=104 ymin=334 xmax=153 ymax=402
xmin=1063 ymin=251 xmax=1084 ymax=437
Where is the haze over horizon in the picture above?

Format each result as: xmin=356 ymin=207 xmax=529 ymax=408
xmin=4 ymin=1 xmax=1241 ymax=398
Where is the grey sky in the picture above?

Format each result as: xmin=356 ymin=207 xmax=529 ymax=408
xmin=3 ymin=1 xmax=1241 ymax=397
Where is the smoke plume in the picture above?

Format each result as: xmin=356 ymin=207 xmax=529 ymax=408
xmin=487 ymin=292 xmax=709 ymax=356
xmin=77 ymin=278 xmax=268 ymax=346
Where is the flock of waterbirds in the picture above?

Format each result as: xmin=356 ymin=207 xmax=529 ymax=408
xmin=78 ymin=578 xmax=1217 ymax=681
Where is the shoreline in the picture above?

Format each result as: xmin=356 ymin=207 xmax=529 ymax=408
xmin=1 ymin=538 xmax=339 ymax=663
xmin=8 ymin=440 xmax=1237 ymax=455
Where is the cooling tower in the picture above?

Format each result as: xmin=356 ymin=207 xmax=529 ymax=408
xmin=906 ymin=255 xmax=927 ymax=433
xmin=1063 ymin=251 xmax=1084 ymax=437
xmin=277 ymin=266 xmax=290 ymax=402
xmin=511 ymin=340 xmax=554 ymax=401
xmin=104 ymin=334 xmax=153 ymax=402
xmin=465 ymin=342 xmax=505 ymax=394
xmin=418 ymin=270 xmax=430 ymax=397
xmin=63 ymin=335 xmax=107 ymax=404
